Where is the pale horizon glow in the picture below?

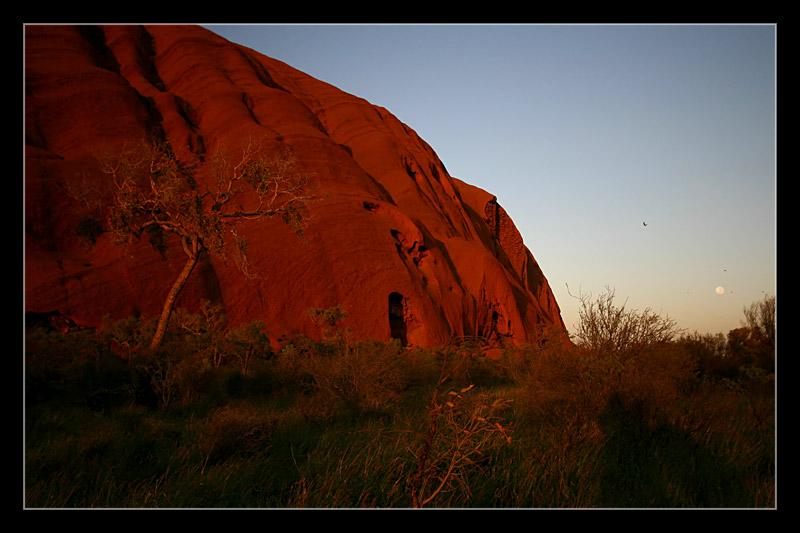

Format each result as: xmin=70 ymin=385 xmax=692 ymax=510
xmin=205 ymin=23 xmax=776 ymax=337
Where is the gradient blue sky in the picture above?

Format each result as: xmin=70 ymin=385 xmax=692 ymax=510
xmin=205 ymin=24 xmax=776 ymax=336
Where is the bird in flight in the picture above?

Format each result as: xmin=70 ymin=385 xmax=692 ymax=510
xmin=642 ymin=221 xmax=648 ymax=227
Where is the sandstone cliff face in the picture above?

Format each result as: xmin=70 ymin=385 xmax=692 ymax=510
xmin=25 ymin=24 xmax=565 ymax=347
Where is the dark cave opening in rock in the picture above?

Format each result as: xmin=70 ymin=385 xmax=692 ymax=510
xmin=388 ymin=291 xmax=408 ymax=345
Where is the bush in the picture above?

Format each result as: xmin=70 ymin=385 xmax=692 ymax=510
xmin=407 ymin=374 xmax=514 ymax=508
xmin=572 ymin=286 xmax=681 ymax=356
xmin=510 ymin=324 xmax=694 ymax=430
xmin=679 ymin=294 xmax=776 ymax=388
xmin=610 ymin=341 xmax=696 ymax=426
xmin=301 ymin=339 xmax=408 ymax=415
xmin=680 ymin=332 xmax=738 ymax=380
xmin=741 ymin=295 xmax=776 ymax=372
xmin=132 ymin=348 xmax=208 ymax=407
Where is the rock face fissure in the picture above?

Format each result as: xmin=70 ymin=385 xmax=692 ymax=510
xmin=388 ymin=292 xmax=408 ymax=345
xmin=25 ymin=24 xmax=565 ymax=346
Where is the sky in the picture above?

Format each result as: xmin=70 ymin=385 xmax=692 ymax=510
xmin=204 ymin=23 xmax=776 ymax=337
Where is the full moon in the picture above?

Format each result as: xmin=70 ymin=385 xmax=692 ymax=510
xmin=715 ymin=286 xmax=725 ymax=295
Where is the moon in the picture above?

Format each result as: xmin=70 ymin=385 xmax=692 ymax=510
xmin=715 ymin=286 xmax=725 ymax=295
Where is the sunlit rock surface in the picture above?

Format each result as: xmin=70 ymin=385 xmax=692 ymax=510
xmin=25 ymin=24 xmax=565 ymax=346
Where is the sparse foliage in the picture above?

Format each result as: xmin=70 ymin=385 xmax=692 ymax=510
xmin=71 ymin=136 xmax=316 ymax=351
xmin=742 ymin=295 xmax=776 ymax=371
xmin=679 ymin=293 xmax=776 ymax=381
xmin=742 ymin=294 xmax=776 ymax=343
xmin=306 ymin=305 xmax=351 ymax=344
xmin=302 ymin=339 xmax=407 ymax=415
xmin=570 ymin=285 xmax=682 ymax=356
xmin=407 ymin=357 xmax=513 ymax=508
xmin=172 ymin=301 xmax=272 ymax=374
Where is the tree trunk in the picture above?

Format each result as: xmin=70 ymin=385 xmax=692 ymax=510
xmin=150 ymin=237 xmax=200 ymax=351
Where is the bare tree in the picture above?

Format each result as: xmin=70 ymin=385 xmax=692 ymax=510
xmin=569 ymin=285 xmax=681 ymax=356
xmin=742 ymin=294 xmax=776 ymax=349
xmin=75 ymin=136 xmax=315 ymax=351
xmin=741 ymin=294 xmax=776 ymax=370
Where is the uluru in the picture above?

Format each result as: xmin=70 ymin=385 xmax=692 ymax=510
xmin=24 ymin=24 xmax=565 ymax=347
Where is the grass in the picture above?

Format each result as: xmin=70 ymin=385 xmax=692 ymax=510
xmin=24 ymin=317 xmax=775 ymax=508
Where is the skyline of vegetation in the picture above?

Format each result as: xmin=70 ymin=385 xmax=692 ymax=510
xmin=24 ymin=291 xmax=775 ymax=508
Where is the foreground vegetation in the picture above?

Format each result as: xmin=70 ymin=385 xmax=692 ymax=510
xmin=24 ymin=295 xmax=775 ymax=508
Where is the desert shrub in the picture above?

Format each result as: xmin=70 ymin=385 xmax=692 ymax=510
xmin=512 ymin=342 xmax=597 ymax=425
xmin=169 ymin=302 xmax=226 ymax=366
xmin=305 ymin=305 xmax=352 ymax=355
xmin=497 ymin=324 xmax=573 ymax=382
xmin=271 ymin=335 xmax=318 ymax=391
xmin=731 ymin=295 xmax=776 ymax=373
xmin=680 ymin=332 xmax=739 ymax=381
xmin=510 ymin=334 xmax=694 ymax=430
xmin=500 ymin=326 xmax=594 ymax=425
xmin=509 ymin=288 xmax=688 ymax=425
xmin=743 ymin=295 xmax=775 ymax=352
xmin=454 ymin=341 xmax=512 ymax=386
xmin=128 ymin=347 xmax=202 ymax=408
xmin=572 ymin=286 xmax=682 ymax=357
xmin=608 ymin=341 xmax=697 ymax=426
xmin=679 ymin=295 xmax=776 ymax=389
xmin=171 ymin=302 xmax=273 ymax=374
xmin=94 ymin=315 xmax=190 ymax=407
xmin=406 ymin=375 xmax=514 ymax=508
xmin=396 ymin=346 xmax=442 ymax=388
xmin=92 ymin=308 xmax=278 ymax=408
xmin=306 ymin=305 xmax=350 ymax=338
xmin=220 ymin=321 xmax=274 ymax=374
xmin=97 ymin=314 xmax=159 ymax=359
xmin=301 ymin=338 xmax=408 ymax=415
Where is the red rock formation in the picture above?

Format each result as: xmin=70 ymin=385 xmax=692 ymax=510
xmin=25 ymin=24 xmax=565 ymax=347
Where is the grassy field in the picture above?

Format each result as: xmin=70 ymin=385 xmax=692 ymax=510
xmin=24 ymin=302 xmax=775 ymax=509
